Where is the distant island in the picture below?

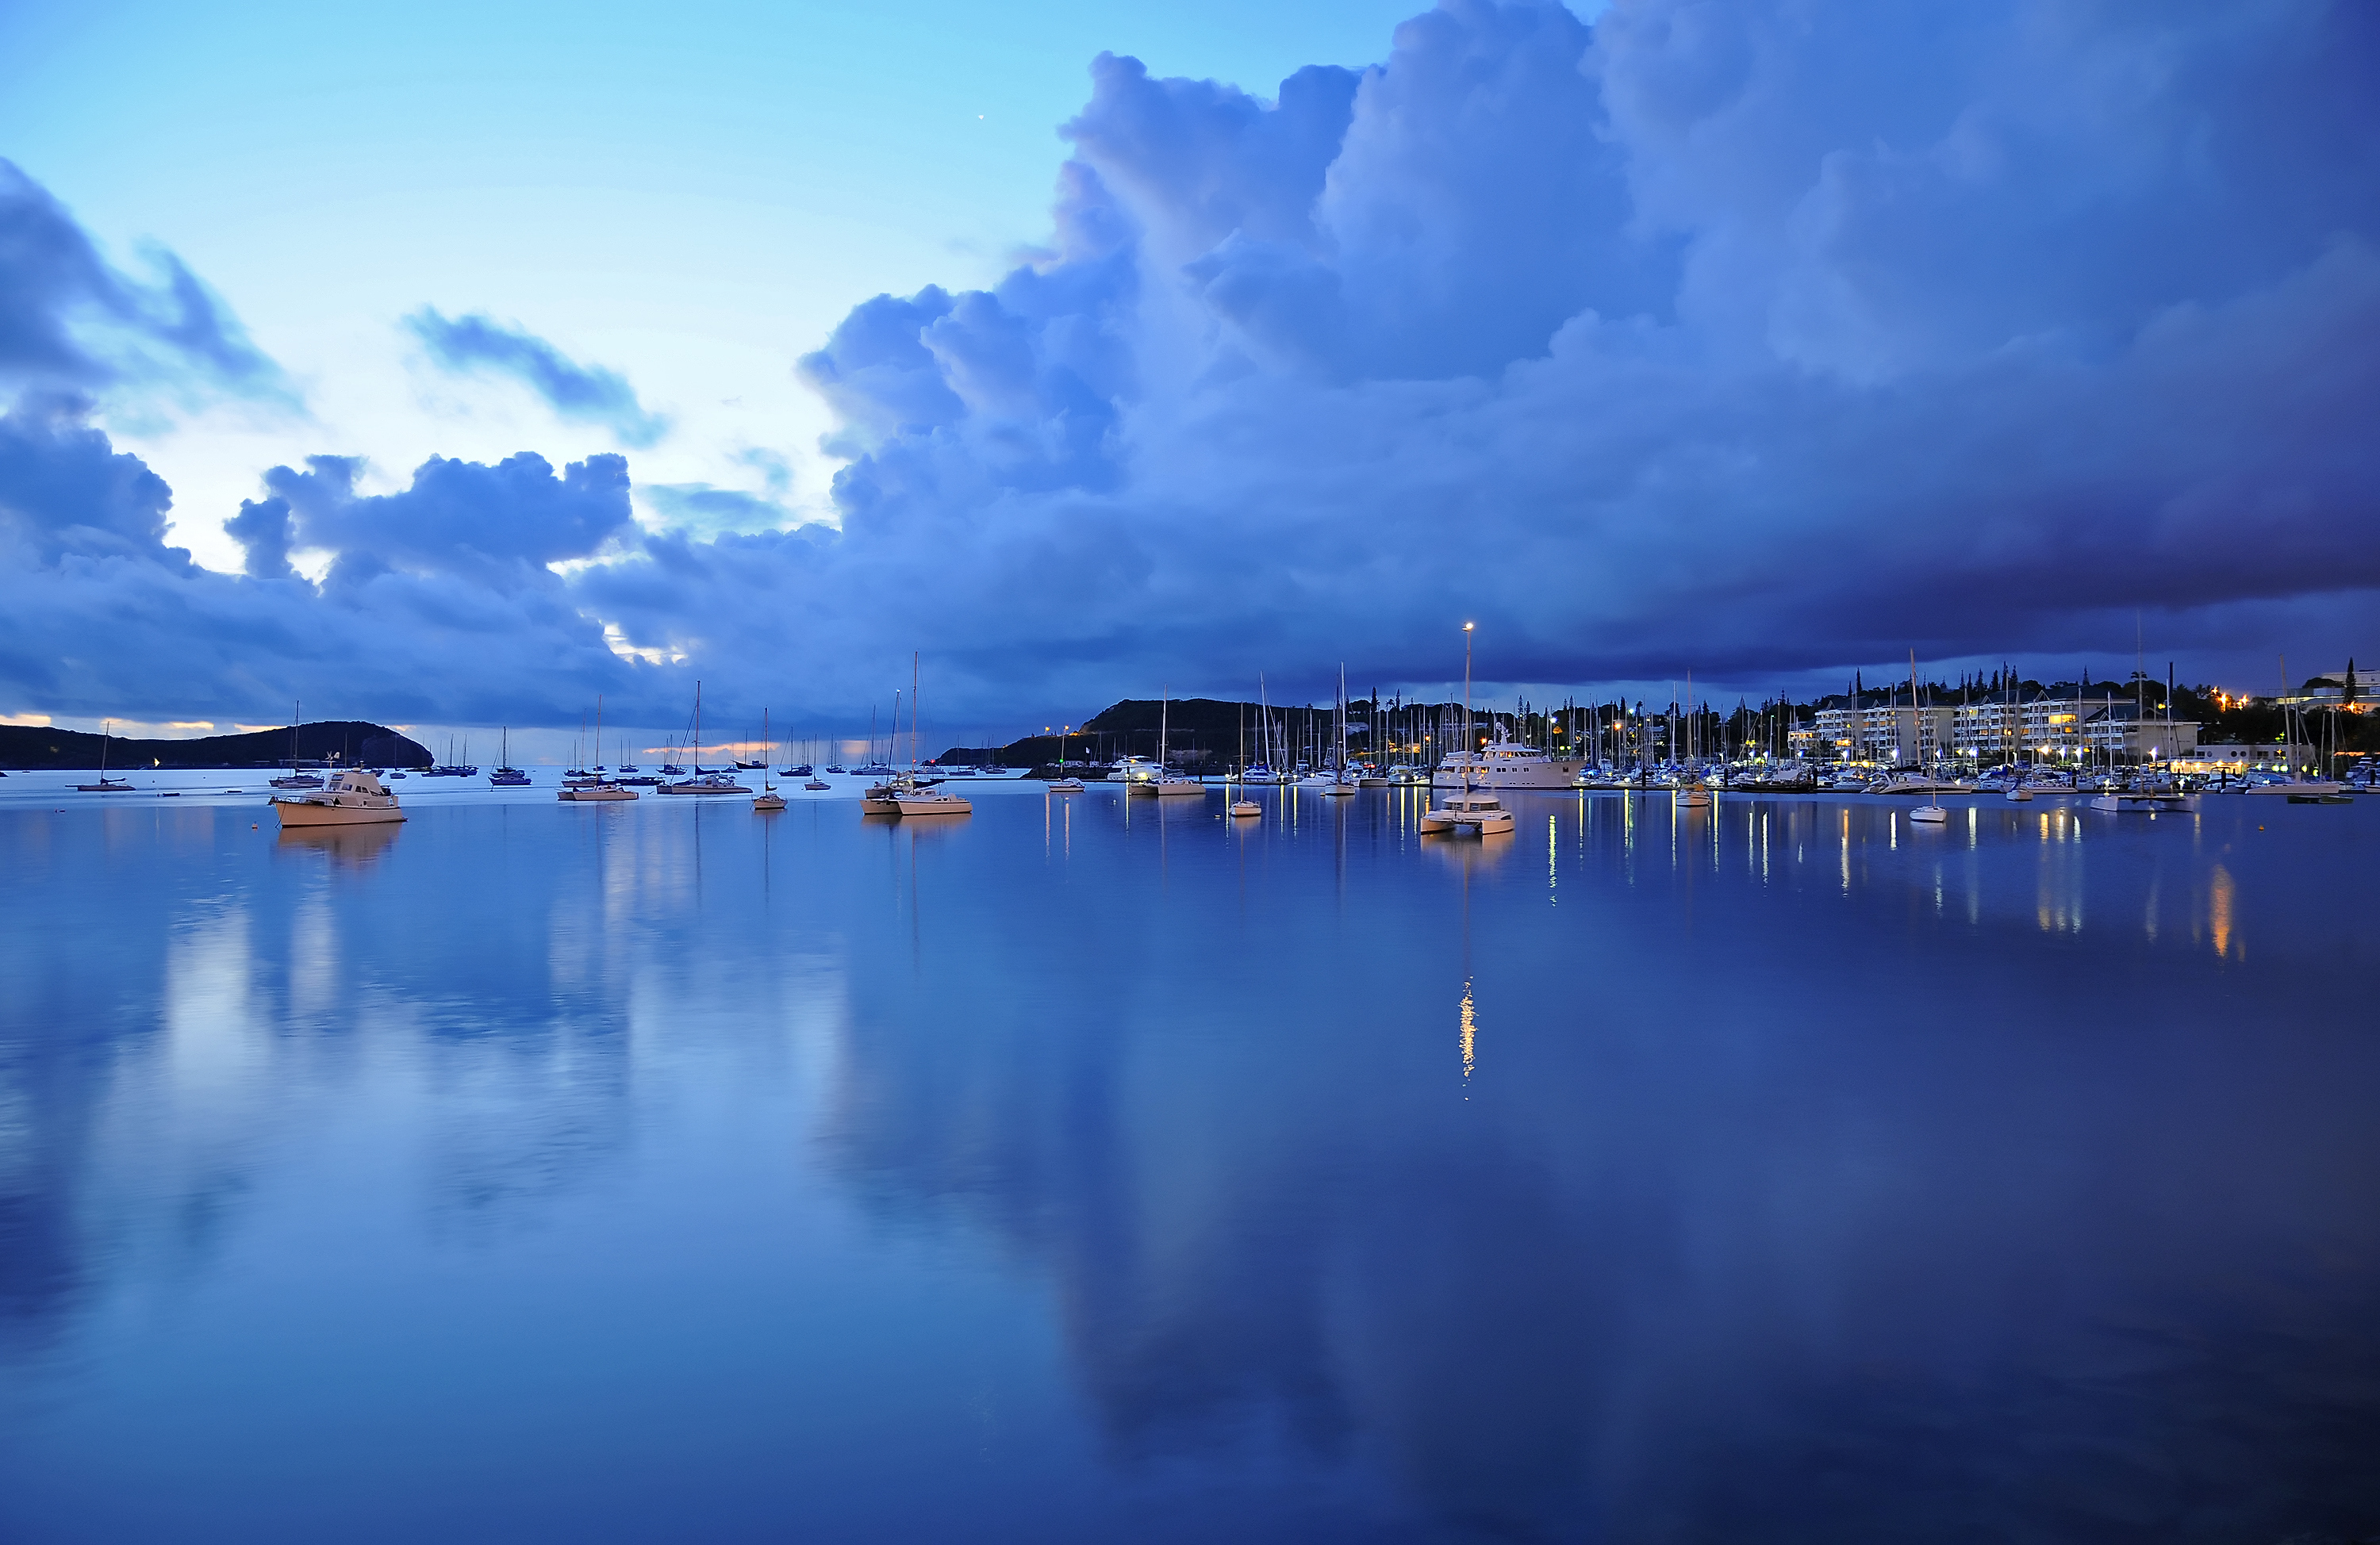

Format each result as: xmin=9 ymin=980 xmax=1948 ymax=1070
xmin=0 ymin=721 xmax=431 ymax=770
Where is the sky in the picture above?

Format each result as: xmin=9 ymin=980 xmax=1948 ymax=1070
xmin=2 ymin=0 xmax=2376 ymax=752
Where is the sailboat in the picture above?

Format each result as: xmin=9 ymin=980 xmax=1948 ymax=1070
xmin=661 ymin=682 xmax=749 ymax=794
xmin=1229 ymin=702 xmax=1260 ymax=817
xmin=1133 ymin=690 xmax=1205 ymax=796
xmin=560 ymin=700 xmax=638 ymax=800
xmin=76 ymin=719 xmax=135 ymax=792
xmin=753 ymin=709 xmax=785 ymax=811
xmin=1422 ymin=624 xmax=1514 ymax=835
xmin=489 ymin=728 xmax=532 ymax=786
xmin=1048 ymin=723 xmax=1085 ymax=794
xmin=1676 ymin=671 xmax=1712 ymax=807
xmin=1320 ymin=667 xmax=1358 ymax=796
xmin=1908 ymin=652 xmax=1948 ymax=823
xmin=859 ymin=655 xmax=969 ymax=817
xmin=269 ymin=702 xmax=322 ymax=788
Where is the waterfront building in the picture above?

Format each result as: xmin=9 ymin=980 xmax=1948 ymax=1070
xmin=2082 ymin=703 xmax=2201 ymax=761
xmin=1805 ymin=698 xmax=1956 ymax=764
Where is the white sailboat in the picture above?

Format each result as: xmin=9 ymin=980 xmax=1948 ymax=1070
xmin=560 ymin=694 xmax=639 ymax=799
xmin=862 ymin=654 xmax=971 ymax=816
xmin=1048 ymin=723 xmax=1084 ymax=793
xmin=661 ymin=682 xmax=750 ymax=794
xmin=753 ymin=708 xmax=785 ymax=811
xmin=1320 ymin=667 xmax=1358 ymax=796
xmin=1131 ymin=689 xmax=1205 ymax=797
xmin=1908 ymin=651 xmax=1948 ymax=823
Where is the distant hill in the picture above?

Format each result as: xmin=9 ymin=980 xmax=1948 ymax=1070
xmin=0 ymin=720 xmax=431 ymax=769
xmin=939 ymin=696 xmax=1388 ymax=769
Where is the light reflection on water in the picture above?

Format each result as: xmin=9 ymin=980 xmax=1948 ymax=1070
xmin=2 ymin=785 xmax=2378 ymax=1543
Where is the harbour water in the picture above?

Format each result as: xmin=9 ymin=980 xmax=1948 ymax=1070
xmin=3 ymin=774 xmax=2377 ymax=1541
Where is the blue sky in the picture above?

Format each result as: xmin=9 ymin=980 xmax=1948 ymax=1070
xmin=2 ymin=0 xmax=2375 ymax=750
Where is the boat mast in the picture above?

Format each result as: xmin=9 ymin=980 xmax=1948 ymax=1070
xmin=911 ymin=652 xmax=919 ymax=772
xmin=1461 ymin=623 xmax=1475 ymax=796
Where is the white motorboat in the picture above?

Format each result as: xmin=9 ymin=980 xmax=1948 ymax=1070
xmin=1431 ymin=731 xmax=1584 ymax=789
xmin=1047 ymin=777 xmax=1085 ymax=793
xmin=659 ymin=772 xmax=750 ymax=795
xmin=558 ymin=783 xmax=637 ymax=802
xmin=272 ymin=769 xmax=405 ymax=827
xmin=2244 ymin=776 xmax=2344 ymax=796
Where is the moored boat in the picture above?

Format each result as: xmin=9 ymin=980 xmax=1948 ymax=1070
xmin=272 ymin=769 xmax=405 ymax=827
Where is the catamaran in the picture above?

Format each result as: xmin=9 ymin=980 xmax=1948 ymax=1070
xmin=1422 ymin=624 xmax=1515 ymax=836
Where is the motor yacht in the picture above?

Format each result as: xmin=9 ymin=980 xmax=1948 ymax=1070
xmin=272 ymin=769 xmax=405 ymax=827
xmin=659 ymin=772 xmax=750 ymax=796
xmin=558 ymin=781 xmax=637 ymax=801
xmin=1430 ymin=731 xmax=1583 ymax=790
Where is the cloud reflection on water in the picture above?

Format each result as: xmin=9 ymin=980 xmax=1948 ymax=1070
xmin=1 ymin=790 xmax=2376 ymax=1540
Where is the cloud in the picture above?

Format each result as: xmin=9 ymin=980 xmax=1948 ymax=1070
xmin=766 ymin=0 xmax=2380 ymax=707
xmin=406 ymin=309 xmax=671 ymax=448
xmin=0 ymin=159 xmax=291 ymax=404
xmin=9 ymin=0 xmax=2380 ymax=730
xmin=266 ymin=449 xmax=635 ymax=591
xmin=0 ymin=393 xmax=186 ymax=569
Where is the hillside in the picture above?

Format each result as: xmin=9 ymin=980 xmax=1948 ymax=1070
xmin=0 ymin=720 xmax=432 ymax=770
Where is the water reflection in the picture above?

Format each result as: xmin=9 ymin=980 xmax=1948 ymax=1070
xmin=2 ymin=791 xmax=2377 ymax=1541
xmin=274 ymin=822 xmax=401 ymax=866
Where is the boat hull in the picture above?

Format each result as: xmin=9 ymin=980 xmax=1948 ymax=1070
xmin=272 ymin=800 xmax=405 ymax=827
xmin=889 ymin=796 xmax=971 ymax=816
xmin=1420 ymin=811 xmax=1514 ymax=834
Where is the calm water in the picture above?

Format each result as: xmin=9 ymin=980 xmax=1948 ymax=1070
xmin=3 ymin=773 xmax=2378 ymax=1543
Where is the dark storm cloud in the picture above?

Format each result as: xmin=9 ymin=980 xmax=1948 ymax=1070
xmin=757 ymin=0 xmax=2380 ymax=709
xmin=406 ymin=309 xmax=671 ymax=448
xmin=9 ymin=0 xmax=2380 ymax=729
xmin=0 ymin=159 xmax=288 ymax=401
